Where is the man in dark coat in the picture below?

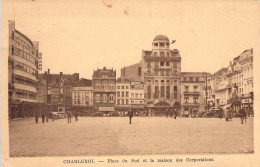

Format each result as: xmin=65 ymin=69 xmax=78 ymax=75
xmin=67 ymin=112 xmax=72 ymax=123
xmin=239 ymin=108 xmax=246 ymax=124
xmin=41 ymin=112 xmax=45 ymax=123
xmin=75 ymin=112 xmax=78 ymax=121
xmin=128 ymin=110 xmax=133 ymax=124
xmin=173 ymin=108 xmax=177 ymax=119
xmin=35 ymin=112 xmax=38 ymax=124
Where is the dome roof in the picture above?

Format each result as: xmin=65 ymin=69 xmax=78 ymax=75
xmin=153 ymin=35 xmax=169 ymax=41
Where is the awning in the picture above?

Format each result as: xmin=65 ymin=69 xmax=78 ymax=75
xmin=99 ymin=107 xmax=115 ymax=112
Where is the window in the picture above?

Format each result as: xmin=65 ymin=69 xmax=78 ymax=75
xmin=160 ymin=52 xmax=165 ymax=57
xmin=185 ymin=86 xmax=189 ymax=92
xmin=109 ymin=95 xmax=114 ymax=102
xmin=166 ymin=71 xmax=170 ymax=76
xmin=117 ymin=99 xmax=120 ymax=105
xmin=167 ymin=52 xmax=169 ymax=57
xmin=184 ymin=77 xmax=187 ymax=81
xmin=135 ymin=93 xmax=138 ymax=98
xmin=166 ymin=86 xmax=170 ymax=99
xmin=193 ymin=96 xmax=198 ymax=103
xmin=96 ymin=94 xmax=100 ymax=102
xmin=121 ymin=99 xmax=124 ymax=105
xmin=140 ymin=101 xmax=143 ymax=104
xmin=189 ymin=77 xmax=193 ymax=81
xmin=160 ymin=61 xmax=164 ymax=66
xmin=122 ymin=92 xmax=124 ymax=97
xmin=121 ymin=86 xmax=124 ymax=89
xmin=160 ymin=71 xmax=164 ymax=76
xmin=194 ymin=85 xmax=198 ymax=92
xmin=196 ymin=77 xmax=199 ymax=81
xmin=147 ymin=70 xmax=151 ymax=76
xmin=161 ymin=86 xmax=165 ymax=98
xmin=184 ymin=96 xmax=189 ymax=103
xmin=117 ymin=92 xmax=120 ymax=97
xmin=154 ymin=43 xmax=158 ymax=47
xmin=147 ymin=61 xmax=151 ymax=68
xmin=155 ymin=71 xmax=159 ymax=76
xmin=160 ymin=43 xmax=165 ymax=47
xmin=154 ymin=62 xmax=159 ymax=68
xmin=137 ymin=67 xmax=141 ymax=76
xmin=103 ymin=94 xmax=107 ymax=101
xmin=174 ymin=86 xmax=178 ymax=99
xmin=173 ymin=70 xmax=177 ymax=75
xmin=126 ymin=91 xmax=129 ymax=97
xmin=155 ymin=80 xmax=159 ymax=84
xmin=131 ymin=93 xmax=134 ymax=97
xmin=117 ymin=86 xmax=120 ymax=89
xmin=166 ymin=61 xmax=170 ymax=66
xmin=126 ymin=86 xmax=129 ymax=89
xmin=161 ymin=80 xmax=164 ymax=83
xmin=12 ymin=46 xmax=14 ymax=55
xmin=126 ymin=99 xmax=129 ymax=104
xmin=155 ymin=86 xmax=159 ymax=98
xmin=147 ymin=86 xmax=152 ymax=99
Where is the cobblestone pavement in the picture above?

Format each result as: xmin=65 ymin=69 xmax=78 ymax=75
xmin=9 ymin=117 xmax=253 ymax=157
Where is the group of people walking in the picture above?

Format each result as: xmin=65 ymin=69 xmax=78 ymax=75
xmin=34 ymin=111 xmax=79 ymax=124
xmin=34 ymin=112 xmax=54 ymax=124
xmin=224 ymin=106 xmax=247 ymax=124
xmin=67 ymin=112 xmax=79 ymax=123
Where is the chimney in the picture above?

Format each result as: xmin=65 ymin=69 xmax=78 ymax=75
xmin=48 ymin=69 xmax=50 ymax=74
xmin=60 ymin=72 xmax=63 ymax=76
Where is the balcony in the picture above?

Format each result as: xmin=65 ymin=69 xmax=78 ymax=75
xmin=183 ymin=91 xmax=200 ymax=95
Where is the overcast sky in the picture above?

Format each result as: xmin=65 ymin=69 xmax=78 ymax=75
xmin=2 ymin=0 xmax=259 ymax=79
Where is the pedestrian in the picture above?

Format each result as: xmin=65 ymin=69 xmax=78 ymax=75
xmin=127 ymin=110 xmax=133 ymax=124
xmin=75 ymin=112 xmax=78 ymax=122
xmin=174 ymin=109 xmax=177 ymax=119
xmin=46 ymin=112 xmax=49 ymax=122
xmin=35 ymin=112 xmax=38 ymax=124
xmin=51 ymin=112 xmax=55 ymax=121
xmin=239 ymin=108 xmax=246 ymax=124
xmin=41 ymin=112 xmax=45 ymax=123
xmin=224 ymin=107 xmax=229 ymax=122
xmin=67 ymin=112 xmax=72 ymax=123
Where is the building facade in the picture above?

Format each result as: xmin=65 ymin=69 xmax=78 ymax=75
xmin=8 ymin=20 xmax=40 ymax=118
xmin=72 ymin=87 xmax=93 ymax=107
xmin=92 ymin=67 xmax=116 ymax=112
xmin=180 ymin=72 xmax=208 ymax=115
xmin=240 ymin=49 xmax=253 ymax=114
xmin=142 ymin=35 xmax=182 ymax=112
xmin=207 ymin=49 xmax=253 ymax=116
xmin=116 ymin=81 xmax=131 ymax=111
xmin=130 ymin=82 xmax=145 ymax=111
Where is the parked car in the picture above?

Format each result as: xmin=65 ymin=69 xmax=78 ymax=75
xmin=91 ymin=112 xmax=104 ymax=117
xmin=52 ymin=112 xmax=66 ymax=119
xmin=107 ymin=112 xmax=119 ymax=117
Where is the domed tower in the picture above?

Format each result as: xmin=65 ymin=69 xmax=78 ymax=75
xmin=152 ymin=35 xmax=170 ymax=50
xmin=142 ymin=35 xmax=181 ymax=113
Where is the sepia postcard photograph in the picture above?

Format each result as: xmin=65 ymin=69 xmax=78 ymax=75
xmin=1 ymin=0 xmax=260 ymax=166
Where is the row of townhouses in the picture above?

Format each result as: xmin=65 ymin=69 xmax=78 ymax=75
xmin=8 ymin=20 xmax=254 ymax=118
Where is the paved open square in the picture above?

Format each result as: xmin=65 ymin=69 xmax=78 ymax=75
xmin=9 ymin=117 xmax=253 ymax=157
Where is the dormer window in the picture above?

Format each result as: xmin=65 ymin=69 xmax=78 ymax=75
xmin=154 ymin=43 xmax=158 ymax=47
